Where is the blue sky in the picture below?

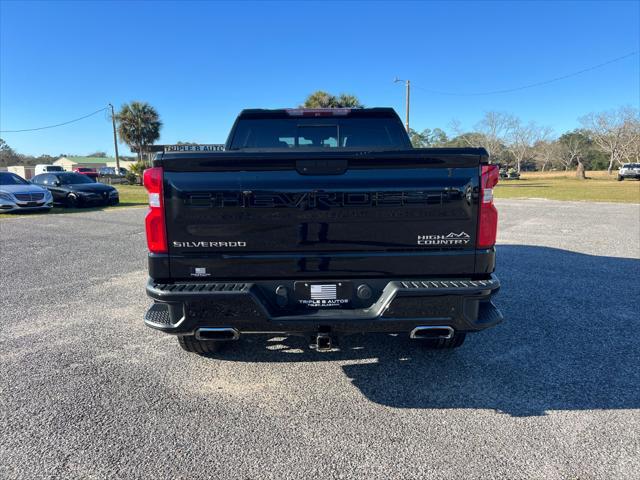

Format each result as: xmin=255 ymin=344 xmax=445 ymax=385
xmin=1 ymin=0 xmax=638 ymax=157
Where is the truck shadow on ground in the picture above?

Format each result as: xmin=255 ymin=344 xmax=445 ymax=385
xmin=214 ymin=245 xmax=640 ymax=417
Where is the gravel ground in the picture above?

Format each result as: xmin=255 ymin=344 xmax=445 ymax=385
xmin=1 ymin=200 xmax=639 ymax=479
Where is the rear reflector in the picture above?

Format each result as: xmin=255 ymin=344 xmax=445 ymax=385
xmin=477 ymin=164 xmax=499 ymax=248
xmin=143 ymin=167 xmax=167 ymax=254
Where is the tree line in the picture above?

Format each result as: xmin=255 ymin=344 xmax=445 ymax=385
xmin=410 ymin=107 xmax=639 ymax=175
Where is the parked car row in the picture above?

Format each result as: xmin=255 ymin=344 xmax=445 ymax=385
xmin=33 ymin=164 xmax=128 ymax=179
xmin=0 ymin=171 xmax=119 ymax=213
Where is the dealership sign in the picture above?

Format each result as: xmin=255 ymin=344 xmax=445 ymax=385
xmin=163 ymin=144 xmax=225 ymax=153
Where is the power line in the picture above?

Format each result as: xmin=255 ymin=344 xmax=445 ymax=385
xmin=0 ymin=106 xmax=109 ymax=133
xmin=411 ymin=51 xmax=639 ymax=96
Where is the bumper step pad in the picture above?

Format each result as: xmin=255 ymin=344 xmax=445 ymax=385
xmin=151 ymin=282 xmax=249 ymax=293
xmin=398 ymin=278 xmax=499 ymax=291
xmin=477 ymin=301 xmax=503 ymax=327
xmin=144 ymin=303 xmax=172 ymax=326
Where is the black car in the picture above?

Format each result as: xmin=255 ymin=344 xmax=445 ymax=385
xmin=31 ymin=172 xmax=119 ymax=208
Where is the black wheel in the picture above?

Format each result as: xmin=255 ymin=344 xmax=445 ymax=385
xmin=177 ymin=335 xmax=222 ymax=355
xmin=419 ymin=332 xmax=466 ymax=349
xmin=66 ymin=193 xmax=80 ymax=208
xmin=617 ymin=176 xmax=623 ymax=181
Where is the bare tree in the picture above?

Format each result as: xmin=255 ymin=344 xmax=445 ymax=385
xmin=580 ymin=106 xmax=640 ymax=174
xmin=475 ymin=112 xmax=516 ymax=161
xmin=556 ymin=146 xmax=575 ymax=171
xmin=533 ymin=133 xmax=559 ymax=172
xmin=450 ymin=113 xmax=516 ymax=165
xmin=619 ymin=114 xmax=640 ymax=164
xmin=508 ymin=120 xmax=543 ymax=172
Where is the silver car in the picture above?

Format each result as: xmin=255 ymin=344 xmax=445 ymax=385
xmin=0 ymin=172 xmax=53 ymax=213
xmin=618 ymin=163 xmax=640 ymax=181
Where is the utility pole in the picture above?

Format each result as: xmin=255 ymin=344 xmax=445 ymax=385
xmin=394 ymin=78 xmax=410 ymax=131
xmin=108 ymin=103 xmax=120 ymax=174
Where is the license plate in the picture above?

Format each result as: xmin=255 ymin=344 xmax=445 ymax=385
xmin=294 ymin=281 xmax=353 ymax=308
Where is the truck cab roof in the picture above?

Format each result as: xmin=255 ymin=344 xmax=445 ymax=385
xmin=236 ymin=107 xmax=401 ymax=119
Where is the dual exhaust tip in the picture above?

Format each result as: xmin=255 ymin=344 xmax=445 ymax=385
xmin=410 ymin=326 xmax=455 ymax=340
xmin=195 ymin=327 xmax=239 ymax=341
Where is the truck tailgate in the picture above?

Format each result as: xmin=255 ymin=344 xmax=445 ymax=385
xmin=160 ymin=151 xmax=483 ymax=279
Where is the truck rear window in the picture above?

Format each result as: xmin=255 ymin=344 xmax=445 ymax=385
xmin=228 ymin=118 xmax=409 ymax=150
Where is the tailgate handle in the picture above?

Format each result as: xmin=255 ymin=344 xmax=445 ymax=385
xmin=296 ymin=159 xmax=348 ymax=175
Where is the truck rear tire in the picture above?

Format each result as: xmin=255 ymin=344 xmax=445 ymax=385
xmin=617 ymin=176 xmax=624 ymax=181
xmin=177 ymin=335 xmax=222 ymax=354
xmin=420 ymin=332 xmax=466 ymax=349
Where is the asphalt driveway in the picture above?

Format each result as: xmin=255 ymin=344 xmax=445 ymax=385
xmin=1 ymin=199 xmax=639 ymax=479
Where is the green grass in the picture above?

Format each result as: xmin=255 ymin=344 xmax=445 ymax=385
xmin=495 ymin=171 xmax=640 ymax=203
xmin=0 ymin=185 xmax=147 ymax=219
xmin=113 ymin=185 xmax=147 ymax=206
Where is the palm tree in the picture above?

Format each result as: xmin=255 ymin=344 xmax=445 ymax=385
xmin=335 ymin=94 xmax=363 ymax=108
xmin=302 ymin=91 xmax=364 ymax=108
xmin=116 ymin=101 xmax=162 ymax=164
xmin=303 ymin=91 xmax=335 ymax=108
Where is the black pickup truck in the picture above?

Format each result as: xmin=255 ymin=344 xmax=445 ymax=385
xmin=143 ymin=108 xmax=502 ymax=354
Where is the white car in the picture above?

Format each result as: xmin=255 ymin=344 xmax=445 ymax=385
xmin=0 ymin=172 xmax=53 ymax=213
xmin=618 ymin=163 xmax=640 ymax=181
xmin=34 ymin=164 xmax=65 ymax=176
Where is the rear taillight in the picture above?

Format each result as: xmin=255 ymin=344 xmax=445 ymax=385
xmin=477 ymin=164 xmax=499 ymax=248
xmin=143 ymin=167 xmax=167 ymax=253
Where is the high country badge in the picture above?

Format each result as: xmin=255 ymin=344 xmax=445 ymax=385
xmin=418 ymin=232 xmax=471 ymax=246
